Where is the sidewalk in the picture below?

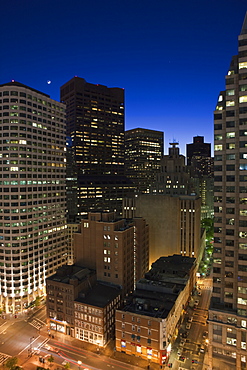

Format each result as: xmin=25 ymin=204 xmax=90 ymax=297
xmin=48 ymin=330 xmax=165 ymax=370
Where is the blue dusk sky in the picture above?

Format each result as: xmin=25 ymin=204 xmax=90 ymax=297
xmin=1 ymin=0 xmax=247 ymax=154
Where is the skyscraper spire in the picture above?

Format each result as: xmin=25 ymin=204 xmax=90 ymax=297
xmin=240 ymin=12 xmax=247 ymax=35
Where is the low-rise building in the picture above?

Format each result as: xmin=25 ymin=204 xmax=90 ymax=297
xmin=74 ymin=282 xmax=121 ymax=347
xmin=46 ymin=265 xmax=96 ymax=336
xmin=46 ymin=264 xmax=121 ymax=346
xmin=115 ymin=255 xmax=196 ymax=366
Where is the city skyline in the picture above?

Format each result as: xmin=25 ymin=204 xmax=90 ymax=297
xmin=1 ymin=0 xmax=246 ymax=154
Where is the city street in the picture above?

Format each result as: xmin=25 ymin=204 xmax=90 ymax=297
xmin=0 ymin=306 xmax=148 ymax=370
xmin=167 ymin=276 xmax=212 ymax=370
xmin=0 ymin=276 xmax=212 ymax=370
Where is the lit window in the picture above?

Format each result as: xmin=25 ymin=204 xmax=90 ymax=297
xmin=136 ymin=345 xmax=141 ymax=353
xmin=239 ymin=62 xmax=247 ymax=69
xmin=226 ymin=132 xmax=235 ymax=138
xmin=240 ymin=96 xmax=247 ymax=103
xmin=215 ymin=145 xmax=223 ymax=151
xmin=226 ymin=100 xmax=235 ymax=107
xmin=238 ymin=297 xmax=247 ymax=306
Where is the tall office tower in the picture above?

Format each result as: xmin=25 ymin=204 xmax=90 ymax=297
xmin=0 ymin=81 xmax=67 ymax=313
xmin=125 ymin=128 xmax=164 ymax=193
xmin=151 ymin=141 xmax=191 ymax=195
xmin=60 ymin=77 xmax=131 ymax=220
xmin=186 ymin=136 xmax=214 ymax=219
xmin=73 ymin=212 xmax=149 ymax=297
xmin=186 ymin=136 xmax=212 ymax=176
xmin=209 ymin=14 xmax=247 ymax=370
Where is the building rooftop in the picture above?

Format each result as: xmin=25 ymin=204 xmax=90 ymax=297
xmin=0 ymin=81 xmax=50 ymax=97
xmin=47 ymin=265 xmax=95 ymax=284
xmin=146 ymin=254 xmax=196 ymax=280
xmin=120 ymin=254 xmax=195 ymax=319
xmin=122 ymin=288 xmax=177 ymax=319
xmin=75 ymin=282 xmax=121 ymax=308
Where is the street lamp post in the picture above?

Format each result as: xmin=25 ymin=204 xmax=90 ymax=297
xmin=29 ymin=336 xmax=34 ymax=357
xmin=96 ymin=340 xmax=100 ymax=354
xmin=77 ymin=360 xmax=82 ymax=370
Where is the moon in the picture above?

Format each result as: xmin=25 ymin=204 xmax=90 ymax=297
xmin=47 ymin=80 xmax=52 ymax=85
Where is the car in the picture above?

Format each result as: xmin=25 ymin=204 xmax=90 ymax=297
xmin=187 ymin=317 xmax=193 ymax=323
xmin=186 ymin=323 xmax=191 ymax=330
xmin=180 ymin=339 xmax=186 ymax=346
xmin=197 ymin=291 xmax=202 ymax=296
xmin=44 ymin=344 xmax=59 ymax=354
xmin=203 ymin=331 xmax=208 ymax=339
xmin=177 ymin=348 xmax=182 ymax=356
xmin=182 ymin=331 xmax=188 ymax=338
xmin=194 ymin=300 xmax=199 ymax=306
xmin=192 ymin=359 xmax=199 ymax=364
xmin=200 ymin=345 xmax=205 ymax=353
xmin=179 ymin=356 xmax=185 ymax=362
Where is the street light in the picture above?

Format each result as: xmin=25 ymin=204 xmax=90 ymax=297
xmin=96 ymin=340 xmax=100 ymax=354
xmin=77 ymin=360 xmax=82 ymax=369
xmin=29 ymin=336 xmax=34 ymax=357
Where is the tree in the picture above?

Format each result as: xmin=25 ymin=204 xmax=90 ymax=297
xmin=34 ymin=296 xmax=41 ymax=307
xmin=47 ymin=355 xmax=54 ymax=367
xmin=64 ymin=362 xmax=70 ymax=369
xmin=5 ymin=357 xmax=18 ymax=370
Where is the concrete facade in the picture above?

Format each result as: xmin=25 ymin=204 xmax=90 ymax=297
xmin=0 ymin=81 xmax=67 ymax=313
xmin=123 ymin=194 xmax=201 ymax=265
xmin=209 ymin=13 xmax=247 ymax=370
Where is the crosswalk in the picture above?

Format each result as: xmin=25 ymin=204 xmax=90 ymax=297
xmin=29 ymin=318 xmax=44 ymax=330
xmin=0 ymin=352 xmax=10 ymax=365
xmin=200 ymin=286 xmax=212 ymax=290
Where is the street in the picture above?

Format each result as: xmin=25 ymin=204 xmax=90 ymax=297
xmin=0 ymin=276 xmax=212 ymax=370
xmin=167 ymin=276 xmax=212 ymax=370
xmin=0 ymin=306 xmax=145 ymax=370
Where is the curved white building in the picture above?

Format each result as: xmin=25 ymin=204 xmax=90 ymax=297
xmin=0 ymin=81 xmax=67 ymax=313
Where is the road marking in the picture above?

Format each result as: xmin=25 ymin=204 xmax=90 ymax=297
xmin=0 ymin=352 xmax=10 ymax=365
xmin=18 ymin=336 xmax=41 ymax=355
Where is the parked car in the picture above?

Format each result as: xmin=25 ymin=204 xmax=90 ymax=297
xmin=194 ymin=300 xmax=199 ymax=306
xmin=182 ymin=331 xmax=188 ymax=338
xmin=200 ymin=345 xmax=205 ymax=353
xmin=186 ymin=323 xmax=191 ymax=330
xmin=197 ymin=291 xmax=202 ymax=296
xmin=180 ymin=339 xmax=186 ymax=346
xmin=187 ymin=317 xmax=193 ymax=323
xmin=203 ymin=331 xmax=208 ymax=339
xmin=179 ymin=356 xmax=185 ymax=362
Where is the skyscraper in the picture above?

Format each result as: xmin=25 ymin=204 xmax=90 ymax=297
xmin=186 ymin=136 xmax=214 ymax=219
xmin=186 ymin=136 xmax=212 ymax=175
xmin=60 ymin=77 xmax=131 ymax=219
xmin=209 ymin=13 xmax=247 ymax=370
xmin=0 ymin=81 xmax=67 ymax=313
xmin=125 ymin=128 xmax=164 ymax=193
